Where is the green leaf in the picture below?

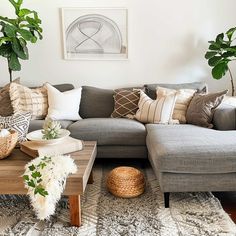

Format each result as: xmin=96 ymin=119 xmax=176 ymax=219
xmin=23 ymin=175 xmax=29 ymax=181
xmin=216 ymin=33 xmax=224 ymax=43
xmin=18 ymin=37 xmax=26 ymax=47
xmin=27 ymin=180 xmax=36 ymax=188
xmin=34 ymin=187 xmax=48 ymax=197
xmin=222 ymin=51 xmax=235 ymax=58
xmin=225 ymin=46 xmax=236 ymax=53
xmin=0 ymin=16 xmax=16 ymax=25
xmin=212 ymin=62 xmax=228 ymax=80
xmin=31 ymin=36 xmax=37 ymax=43
xmin=31 ymin=171 xmax=41 ymax=178
xmin=0 ymin=44 xmax=12 ymax=58
xmin=18 ymin=29 xmax=33 ymax=41
xmin=9 ymin=52 xmax=21 ymax=71
xmin=205 ymin=51 xmax=218 ymax=59
xmin=208 ymin=56 xmax=222 ymax=67
xmin=0 ymin=37 xmax=11 ymax=46
xmin=4 ymin=24 xmax=16 ymax=37
xmin=19 ymin=8 xmax=32 ymax=17
xmin=29 ymin=164 xmax=35 ymax=171
xmin=221 ymin=43 xmax=230 ymax=49
xmin=39 ymin=162 xmax=46 ymax=169
xmin=209 ymin=44 xmax=220 ymax=50
xmin=12 ymin=38 xmax=28 ymax=60
xmin=226 ymin=27 xmax=236 ymax=41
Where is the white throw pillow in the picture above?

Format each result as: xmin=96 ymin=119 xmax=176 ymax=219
xmin=135 ymin=90 xmax=177 ymax=124
xmin=156 ymin=87 xmax=196 ymax=123
xmin=45 ymin=83 xmax=82 ymax=121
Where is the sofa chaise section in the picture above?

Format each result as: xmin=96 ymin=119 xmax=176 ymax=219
xmin=146 ymin=122 xmax=236 ymax=207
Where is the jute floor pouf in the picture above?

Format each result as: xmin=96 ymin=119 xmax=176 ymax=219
xmin=106 ymin=166 xmax=145 ymax=198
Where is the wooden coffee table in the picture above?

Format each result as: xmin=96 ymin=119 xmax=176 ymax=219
xmin=0 ymin=141 xmax=97 ymax=227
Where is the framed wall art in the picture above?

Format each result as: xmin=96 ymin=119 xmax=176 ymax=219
xmin=61 ymin=8 xmax=128 ymax=60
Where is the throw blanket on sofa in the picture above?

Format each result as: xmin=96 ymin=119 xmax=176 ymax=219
xmin=23 ymin=155 xmax=77 ymax=220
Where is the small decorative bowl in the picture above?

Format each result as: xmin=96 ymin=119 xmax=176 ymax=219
xmin=0 ymin=130 xmax=18 ymax=160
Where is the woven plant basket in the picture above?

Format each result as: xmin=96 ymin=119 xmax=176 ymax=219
xmin=0 ymin=130 xmax=18 ymax=160
xmin=106 ymin=166 xmax=145 ymax=198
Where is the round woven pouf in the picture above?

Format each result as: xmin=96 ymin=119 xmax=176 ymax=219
xmin=106 ymin=166 xmax=145 ymax=198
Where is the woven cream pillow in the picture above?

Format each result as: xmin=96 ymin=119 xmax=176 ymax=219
xmin=135 ymin=90 xmax=177 ymax=124
xmin=156 ymin=87 xmax=196 ymax=123
xmin=10 ymin=83 xmax=48 ymax=120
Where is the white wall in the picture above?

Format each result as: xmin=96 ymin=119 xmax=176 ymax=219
xmin=0 ymin=0 xmax=236 ymax=92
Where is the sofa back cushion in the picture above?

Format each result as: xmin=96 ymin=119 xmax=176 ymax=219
xmin=144 ymin=82 xmax=208 ymax=99
xmin=79 ymin=86 xmax=114 ymax=118
xmin=53 ymin=84 xmax=74 ymax=92
xmin=213 ymin=103 xmax=236 ymax=130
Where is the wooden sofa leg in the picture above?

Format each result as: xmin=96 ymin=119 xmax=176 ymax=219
xmin=164 ymin=192 xmax=170 ymax=208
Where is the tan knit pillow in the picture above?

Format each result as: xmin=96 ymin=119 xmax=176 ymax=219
xmin=111 ymin=89 xmax=140 ymax=118
xmin=156 ymin=87 xmax=196 ymax=123
xmin=0 ymin=78 xmax=20 ymax=116
xmin=10 ymin=83 xmax=48 ymax=120
xmin=135 ymin=90 xmax=177 ymax=124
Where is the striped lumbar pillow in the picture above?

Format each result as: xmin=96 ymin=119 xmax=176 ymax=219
xmin=10 ymin=83 xmax=48 ymax=120
xmin=156 ymin=87 xmax=196 ymax=124
xmin=135 ymin=90 xmax=177 ymax=124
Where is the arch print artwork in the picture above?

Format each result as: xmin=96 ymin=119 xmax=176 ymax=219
xmin=61 ymin=8 xmax=128 ymax=60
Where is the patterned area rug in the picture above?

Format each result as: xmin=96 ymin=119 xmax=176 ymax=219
xmin=0 ymin=163 xmax=235 ymax=236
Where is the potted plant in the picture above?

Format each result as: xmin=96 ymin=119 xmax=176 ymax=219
xmin=205 ymin=27 xmax=236 ymax=96
xmin=0 ymin=0 xmax=43 ymax=82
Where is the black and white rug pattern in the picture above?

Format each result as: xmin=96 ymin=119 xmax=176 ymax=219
xmin=0 ymin=163 xmax=235 ymax=236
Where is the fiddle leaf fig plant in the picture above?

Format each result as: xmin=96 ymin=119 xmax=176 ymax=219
xmin=0 ymin=0 xmax=43 ymax=82
xmin=205 ymin=27 xmax=236 ymax=96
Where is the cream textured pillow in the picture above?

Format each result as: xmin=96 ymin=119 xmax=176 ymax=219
xmin=156 ymin=87 xmax=196 ymax=123
xmin=46 ymin=83 xmax=82 ymax=121
xmin=10 ymin=83 xmax=48 ymax=120
xmin=135 ymin=90 xmax=177 ymax=124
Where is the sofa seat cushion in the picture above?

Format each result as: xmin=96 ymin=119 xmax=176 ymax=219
xmin=68 ymin=118 xmax=146 ymax=146
xmin=146 ymin=124 xmax=236 ymax=174
xmin=29 ymin=120 xmax=74 ymax=132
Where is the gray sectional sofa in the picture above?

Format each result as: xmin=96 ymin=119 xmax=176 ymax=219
xmin=29 ymin=82 xmax=236 ymax=207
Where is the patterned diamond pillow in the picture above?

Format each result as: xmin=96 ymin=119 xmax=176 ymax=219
xmin=111 ymin=89 xmax=141 ymax=118
xmin=10 ymin=83 xmax=48 ymax=120
xmin=0 ymin=112 xmax=31 ymax=143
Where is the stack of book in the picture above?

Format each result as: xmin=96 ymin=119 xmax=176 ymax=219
xmin=20 ymin=136 xmax=84 ymax=158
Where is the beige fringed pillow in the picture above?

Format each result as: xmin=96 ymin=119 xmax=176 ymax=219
xmin=156 ymin=87 xmax=196 ymax=123
xmin=134 ymin=90 xmax=177 ymax=124
xmin=10 ymin=83 xmax=48 ymax=120
xmin=0 ymin=78 xmax=20 ymax=116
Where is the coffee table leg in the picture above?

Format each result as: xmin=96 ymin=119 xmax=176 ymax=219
xmin=69 ymin=195 xmax=81 ymax=227
xmin=88 ymin=171 xmax=94 ymax=184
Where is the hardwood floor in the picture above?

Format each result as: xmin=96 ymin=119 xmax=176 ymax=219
xmin=214 ymin=192 xmax=236 ymax=223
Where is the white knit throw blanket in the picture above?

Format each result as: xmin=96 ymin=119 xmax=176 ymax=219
xmin=24 ymin=155 xmax=77 ymax=220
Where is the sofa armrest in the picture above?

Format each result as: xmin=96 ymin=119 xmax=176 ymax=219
xmin=213 ymin=103 xmax=236 ymax=130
